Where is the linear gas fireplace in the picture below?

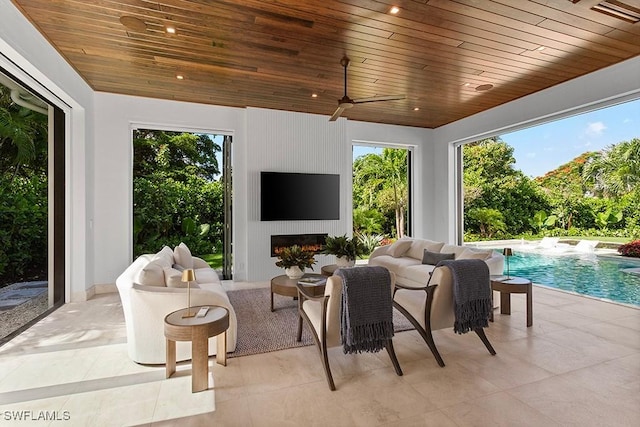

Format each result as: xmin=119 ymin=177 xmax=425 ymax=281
xmin=271 ymin=233 xmax=328 ymax=257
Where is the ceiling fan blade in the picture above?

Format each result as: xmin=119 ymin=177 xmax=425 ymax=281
xmin=353 ymin=95 xmax=406 ymax=104
xmin=329 ymin=105 xmax=347 ymax=121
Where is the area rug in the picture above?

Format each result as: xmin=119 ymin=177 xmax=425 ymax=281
xmin=226 ymin=287 xmax=414 ymax=358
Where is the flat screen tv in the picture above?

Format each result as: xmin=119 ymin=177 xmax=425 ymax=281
xmin=261 ymin=172 xmax=340 ymax=221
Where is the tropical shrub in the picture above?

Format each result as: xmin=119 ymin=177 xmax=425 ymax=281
xmin=357 ymin=233 xmax=384 ymax=255
xmin=0 ymin=174 xmax=47 ymax=282
xmin=618 ymin=240 xmax=640 ymax=258
xmin=321 ymin=234 xmax=366 ymax=260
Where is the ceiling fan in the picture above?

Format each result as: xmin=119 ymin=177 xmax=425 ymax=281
xmin=329 ymin=56 xmax=406 ymax=121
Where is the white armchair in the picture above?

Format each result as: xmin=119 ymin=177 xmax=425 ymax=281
xmin=393 ymin=264 xmax=495 ymax=367
xmin=116 ymin=254 xmax=237 ymax=365
xmin=296 ymin=269 xmax=403 ymax=390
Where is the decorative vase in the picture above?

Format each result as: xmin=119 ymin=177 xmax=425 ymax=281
xmin=285 ymin=266 xmax=304 ymax=279
xmin=336 ymin=256 xmax=355 ymax=267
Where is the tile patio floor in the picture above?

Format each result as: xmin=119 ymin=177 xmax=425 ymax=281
xmin=0 ymin=281 xmax=638 ymax=426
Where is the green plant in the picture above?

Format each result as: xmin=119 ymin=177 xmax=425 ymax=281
xmin=357 ymin=233 xmax=384 ymax=255
xmin=321 ymin=234 xmax=366 ymax=260
xmin=275 ymin=245 xmax=316 ymax=270
xmin=594 ymin=208 xmax=623 ymax=230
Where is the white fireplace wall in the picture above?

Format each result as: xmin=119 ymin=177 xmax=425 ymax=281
xmin=245 ymin=108 xmax=350 ymax=281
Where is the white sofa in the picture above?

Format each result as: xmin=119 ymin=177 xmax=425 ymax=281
xmin=368 ymin=237 xmax=504 ymax=288
xmin=116 ymin=244 xmax=237 ymax=365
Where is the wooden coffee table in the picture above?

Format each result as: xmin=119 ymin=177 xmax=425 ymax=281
xmin=489 ymin=276 xmax=533 ymax=327
xmin=321 ymin=264 xmax=338 ymax=276
xmin=164 ymin=305 xmax=229 ymax=393
xmin=270 ymin=273 xmax=326 ymax=311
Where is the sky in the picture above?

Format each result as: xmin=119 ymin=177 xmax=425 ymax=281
xmin=353 ymin=98 xmax=640 ymax=178
xmin=502 ymin=98 xmax=639 ymax=178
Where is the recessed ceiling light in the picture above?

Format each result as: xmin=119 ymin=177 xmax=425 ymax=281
xmin=311 ymin=93 xmax=318 ymax=98
xmin=464 ymin=83 xmax=471 ymax=87
xmin=475 ymin=84 xmax=494 ymax=92
xmin=119 ymin=16 xmax=147 ymax=32
xmin=413 ymin=107 xmax=420 ymax=111
xmin=390 ymin=6 xmax=400 ymax=14
xmin=537 ymin=46 xmax=545 ymax=51
xmin=176 ymin=74 xmax=184 ymax=80
xmin=165 ymin=25 xmax=176 ymax=34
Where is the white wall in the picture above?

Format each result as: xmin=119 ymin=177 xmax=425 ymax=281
xmin=93 ymin=93 xmax=246 ymax=283
xmin=1 ymin=1 xmax=94 ymax=302
xmin=93 ymin=102 xmax=434 ymax=283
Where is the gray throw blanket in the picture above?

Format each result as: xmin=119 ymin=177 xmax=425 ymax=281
xmin=336 ymin=266 xmax=394 ymax=354
xmin=437 ymin=259 xmax=491 ymax=334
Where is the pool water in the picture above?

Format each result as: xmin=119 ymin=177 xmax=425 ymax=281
xmin=503 ymin=251 xmax=640 ymax=306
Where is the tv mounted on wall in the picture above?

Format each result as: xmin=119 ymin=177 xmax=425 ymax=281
xmin=260 ymin=172 xmax=340 ymax=221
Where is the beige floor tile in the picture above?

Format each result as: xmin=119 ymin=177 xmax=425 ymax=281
xmin=151 ymin=397 xmax=253 ymax=426
xmin=606 ymin=313 xmax=640 ymax=331
xmin=508 ymin=375 xmax=640 ymax=426
xmin=379 ymin=409 xmax=459 ymax=427
xmin=496 ymin=335 xmax=613 ymax=374
xmin=408 ymin=361 xmax=500 ymax=409
xmin=560 ymin=298 xmax=640 ymax=321
xmin=153 ymin=373 xmax=216 ymax=422
xmin=60 ymin=381 xmax=161 ymax=426
xmin=246 ymin=381 xmax=351 ymax=426
xmin=441 ymin=391 xmax=561 ymax=426
xmin=1 ymin=286 xmax=639 ymax=426
xmin=586 ymin=320 xmax=640 ymax=349
xmin=448 ymin=346 xmax=554 ymax=390
xmin=540 ymin=327 xmax=637 ymax=360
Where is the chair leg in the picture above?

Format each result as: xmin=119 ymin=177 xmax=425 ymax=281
xmin=474 ymin=328 xmax=496 ymax=355
xmin=394 ymin=302 xmax=445 ymax=367
xmin=296 ymin=315 xmax=303 ymax=342
xmin=421 ymin=325 xmax=445 ymax=367
xmin=298 ymin=305 xmax=336 ymax=390
xmin=319 ymin=342 xmax=336 ymax=391
xmin=385 ymin=339 xmax=403 ymax=376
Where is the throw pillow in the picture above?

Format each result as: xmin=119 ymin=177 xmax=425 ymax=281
xmin=174 ymin=242 xmax=194 ymax=269
xmin=422 ymin=250 xmax=455 ymax=265
xmin=458 ymin=248 xmax=492 ymax=260
xmin=164 ymin=267 xmax=186 ymax=288
xmin=388 ymin=238 xmax=413 ymax=258
xmin=153 ymin=245 xmax=174 ymax=267
xmin=136 ymin=260 xmax=166 ymax=287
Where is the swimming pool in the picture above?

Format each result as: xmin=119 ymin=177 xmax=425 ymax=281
xmin=499 ymin=250 xmax=640 ymax=306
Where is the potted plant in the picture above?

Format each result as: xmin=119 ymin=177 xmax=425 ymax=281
xmin=275 ymin=245 xmax=316 ymax=279
xmin=321 ymin=234 xmax=366 ymax=267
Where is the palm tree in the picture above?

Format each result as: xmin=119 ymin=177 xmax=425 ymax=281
xmin=583 ymin=138 xmax=640 ymax=198
xmin=353 ymin=148 xmax=408 ymax=238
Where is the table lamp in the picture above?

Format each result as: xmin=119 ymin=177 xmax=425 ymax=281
xmin=503 ymin=248 xmax=513 ymax=279
xmin=182 ymin=268 xmax=196 ymax=318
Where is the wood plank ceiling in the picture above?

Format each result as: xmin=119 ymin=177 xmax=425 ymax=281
xmin=11 ymin=0 xmax=640 ymax=128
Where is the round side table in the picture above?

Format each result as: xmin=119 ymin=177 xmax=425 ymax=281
xmin=164 ymin=305 xmax=229 ymax=392
xmin=489 ymin=276 xmax=533 ymax=327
